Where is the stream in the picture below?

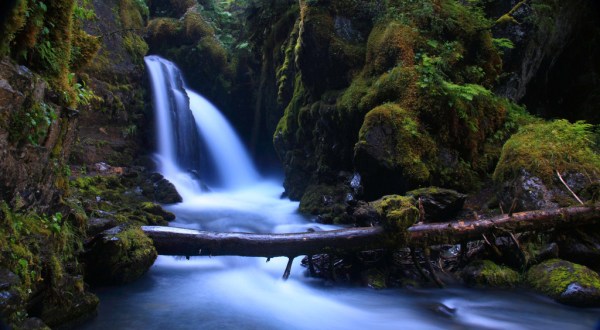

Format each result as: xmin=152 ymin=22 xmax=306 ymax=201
xmin=77 ymin=56 xmax=600 ymax=329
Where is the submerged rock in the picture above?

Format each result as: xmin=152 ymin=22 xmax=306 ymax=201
xmin=84 ymin=226 xmax=157 ymax=285
xmin=526 ymin=259 xmax=600 ymax=307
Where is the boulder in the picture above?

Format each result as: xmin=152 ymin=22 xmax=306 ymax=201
xmin=526 ymin=259 xmax=600 ymax=307
xmin=493 ymin=120 xmax=600 ymax=212
xmin=141 ymin=173 xmax=182 ymax=204
xmin=84 ymin=226 xmax=157 ymax=285
xmin=406 ymin=187 xmax=466 ymax=222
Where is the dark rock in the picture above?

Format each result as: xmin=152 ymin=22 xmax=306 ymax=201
xmin=556 ymin=228 xmax=600 ymax=272
xmin=406 ymin=187 xmax=466 ymax=222
xmin=154 ymin=178 xmax=183 ymax=204
xmin=497 ymin=169 xmax=557 ymax=212
xmin=0 ymin=268 xmax=21 ymax=317
xmin=526 ymin=259 xmax=600 ymax=307
xmin=40 ymin=291 xmax=98 ymax=327
xmin=86 ymin=217 xmax=118 ymax=237
xmin=533 ymin=242 xmax=560 ymax=265
xmin=141 ymin=202 xmax=176 ymax=221
xmin=20 ymin=317 xmax=50 ymax=330
xmin=141 ymin=173 xmax=182 ymax=204
xmin=351 ymin=201 xmax=380 ymax=227
xmin=84 ymin=226 xmax=157 ymax=285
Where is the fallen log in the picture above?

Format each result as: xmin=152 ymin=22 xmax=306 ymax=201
xmin=141 ymin=225 xmax=386 ymax=258
xmin=141 ymin=205 xmax=600 ymax=258
xmin=408 ymin=205 xmax=600 ymax=246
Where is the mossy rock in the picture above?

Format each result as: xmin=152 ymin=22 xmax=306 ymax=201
xmin=493 ymin=120 xmax=600 ymax=211
xmin=461 ymin=260 xmax=520 ymax=288
xmin=371 ymin=195 xmax=418 ymax=245
xmin=526 ymin=259 xmax=600 ymax=307
xmin=84 ymin=226 xmax=157 ymax=285
xmin=355 ymin=104 xmax=436 ymax=198
xmin=141 ymin=202 xmax=176 ymax=221
xmin=299 ymin=183 xmax=353 ymax=224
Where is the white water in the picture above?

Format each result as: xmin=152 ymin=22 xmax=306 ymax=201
xmin=79 ymin=57 xmax=600 ymax=330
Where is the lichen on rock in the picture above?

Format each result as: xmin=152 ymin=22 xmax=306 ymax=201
xmin=526 ymin=259 xmax=600 ymax=307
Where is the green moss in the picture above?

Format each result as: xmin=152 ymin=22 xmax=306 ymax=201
xmin=183 ymin=10 xmax=215 ymax=41
xmin=147 ymin=17 xmax=182 ymax=45
xmin=355 ymin=103 xmax=436 ymax=183
xmin=462 ymin=260 xmax=521 ymax=288
xmin=371 ymin=195 xmax=418 ymax=245
xmin=0 ymin=201 xmax=89 ymax=326
xmin=527 ymin=259 xmax=600 ymax=298
xmin=123 ymin=33 xmax=148 ymax=64
xmin=493 ymin=120 xmax=600 ymax=185
xmin=299 ymin=183 xmax=352 ymax=224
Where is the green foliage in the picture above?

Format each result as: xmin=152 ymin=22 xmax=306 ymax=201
xmin=9 ymin=102 xmax=57 ymax=145
xmin=493 ymin=120 xmax=600 ymax=185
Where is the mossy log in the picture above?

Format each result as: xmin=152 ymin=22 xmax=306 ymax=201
xmin=142 ymin=206 xmax=600 ymax=257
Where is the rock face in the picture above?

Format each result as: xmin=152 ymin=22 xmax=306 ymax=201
xmin=70 ymin=0 xmax=150 ymax=168
xmin=0 ymin=58 xmax=76 ymax=209
xmin=84 ymin=226 xmax=157 ymax=285
xmin=526 ymin=259 xmax=600 ymax=307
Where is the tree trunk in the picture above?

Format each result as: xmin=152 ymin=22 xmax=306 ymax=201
xmin=141 ymin=206 xmax=600 ymax=257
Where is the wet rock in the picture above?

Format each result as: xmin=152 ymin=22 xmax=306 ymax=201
xmin=496 ymin=169 xmax=557 ymax=212
xmin=84 ymin=226 xmax=157 ymax=285
xmin=0 ymin=268 xmax=22 ymax=318
xmin=526 ymin=259 xmax=600 ymax=307
xmin=461 ymin=260 xmax=520 ymax=288
xmin=556 ymin=228 xmax=600 ymax=272
xmin=141 ymin=202 xmax=176 ymax=221
xmin=141 ymin=173 xmax=182 ymax=204
xmin=406 ymin=187 xmax=466 ymax=222
xmin=86 ymin=217 xmax=118 ymax=237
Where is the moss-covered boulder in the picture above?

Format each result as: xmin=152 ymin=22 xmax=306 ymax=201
xmin=84 ymin=226 xmax=157 ymax=285
xmin=354 ymin=104 xmax=436 ymax=198
xmin=461 ymin=260 xmax=520 ymax=288
xmin=299 ymin=183 xmax=353 ymax=224
xmin=371 ymin=195 xmax=419 ymax=245
xmin=494 ymin=120 xmax=600 ymax=211
xmin=526 ymin=259 xmax=600 ymax=307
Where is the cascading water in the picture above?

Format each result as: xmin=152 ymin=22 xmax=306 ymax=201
xmin=80 ymin=57 xmax=600 ymax=330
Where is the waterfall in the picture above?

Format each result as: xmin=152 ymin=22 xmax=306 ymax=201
xmin=145 ymin=55 xmax=259 ymax=194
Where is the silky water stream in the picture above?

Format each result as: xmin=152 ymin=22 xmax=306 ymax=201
xmin=79 ymin=56 xmax=600 ymax=330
